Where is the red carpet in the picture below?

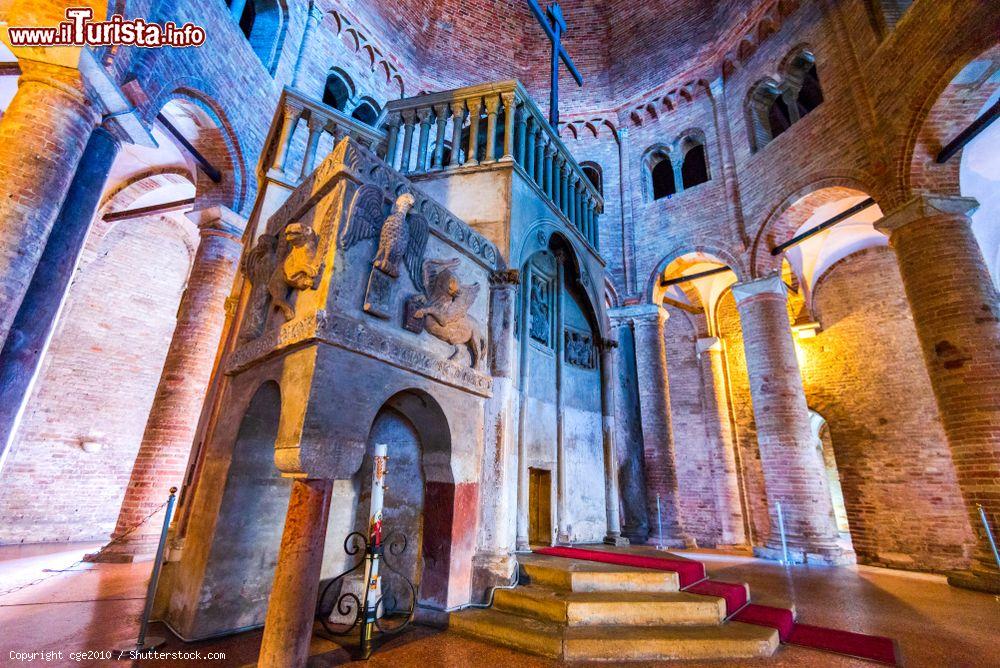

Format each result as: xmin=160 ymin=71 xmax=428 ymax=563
xmin=532 ymin=546 xmax=899 ymax=666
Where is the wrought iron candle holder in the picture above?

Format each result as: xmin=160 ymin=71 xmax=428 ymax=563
xmin=317 ymin=529 xmax=416 ymax=658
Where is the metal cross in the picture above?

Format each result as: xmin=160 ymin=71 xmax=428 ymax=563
xmin=526 ymin=0 xmax=584 ymax=128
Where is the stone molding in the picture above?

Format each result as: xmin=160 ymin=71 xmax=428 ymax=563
xmin=875 ymin=195 xmax=980 ymax=237
xmin=225 ymin=310 xmax=493 ymax=397
xmin=489 ymin=269 xmax=521 ymax=287
xmin=731 ymin=274 xmax=786 ymax=306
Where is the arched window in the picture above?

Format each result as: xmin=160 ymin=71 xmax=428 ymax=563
xmin=651 ymin=159 xmax=676 ymax=200
xmin=746 ymin=49 xmax=822 ymax=152
xmin=580 ymin=161 xmax=603 ymax=196
xmin=323 ymin=68 xmax=354 ymax=112
xmin=795 ymin=62 xmax=823 ymax=117
xmin=351 ymin=98 xmax=380 ymax=125
xmin=679 ymin=139 xmax=710 ymax=189
xmin=227 ymin=0 xmax=286 ymax=75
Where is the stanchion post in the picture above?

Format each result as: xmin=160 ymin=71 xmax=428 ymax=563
xmin=978 ymin=504 xmax=1000 ymax=570
xmin=776 ymin=500 xmax=790 ymax=566
xmin=118 ymin=487 xmax=177 ymax=656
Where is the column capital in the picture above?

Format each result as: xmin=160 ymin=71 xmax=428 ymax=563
xmin=696 ymin=336 xmax=723 ymax=355
xmin=875 ymin=194 xmax=979 ymax=237
xmin=608 ymin=303 xmax=667 ymax=325
xmin=489 ymin=268 xmax=521 ymax=287
xmin=449 ymin=99 xmax=467 ymax=115
xmin=416 ymin=107 xmax=434 ymax=124
xmin=186 ymin=206 xmax=247 ymax=240
xmin=731 ymin=274 xmax=785 ymax=306
xmin=432 ymin=102 xmax=451 ymax=118
xmin=384 ymin=111 xmax=401 ymax=126
xmin=484 ymin=94 xmax=501 ymax=114
xmin=466 ymin=97 xmax=483 ymax=113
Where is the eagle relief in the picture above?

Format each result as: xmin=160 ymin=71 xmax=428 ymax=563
xmin=341 ymin=186 xmax=430 ymax=319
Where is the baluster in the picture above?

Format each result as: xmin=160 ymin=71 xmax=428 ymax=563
xmin=299 ymin=114 xmax=325 ymax=181
xmin=560 ymin=162 xmax=570 ymax=217
xmin=466 ymin=97 xmax=483 ymax=165
xmin=502 ymin=92 xmax=517 ymax=161
xmin=271 ymin=107 xmax=300 ymax=175
xmin=591 ymin=202 xmax=600 ymax=249
xmin=384 ymin=112 xmax=401 ymax=169
xmin=514 ymin=104 xmax=528 ymax=166
xmin=416 ymin=107 xmax=433 ymax=172
xmin=544 ymin=143 xmax=556 ymax=199
xmin=399 ymin=109 xmax=416 ymax=173
xmin=431 ymin=103 xmax=450 ymax=170
xmin=571 ymin=179 xmax=582 ymax=229
xmin=449 ymin=100 xmax=466 ymax=167
xmin=534 ymin=128 xmax=545 ymax=187
xmin=526 ymin=122 xmax=539 ymax=181
xmin=484 ymin=94 xmax=500 ymax=163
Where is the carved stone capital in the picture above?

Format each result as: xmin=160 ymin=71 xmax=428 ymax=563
xmin=416 ymin=107 xmax=434 ymax=124
xmin=489 ymin=268 xmax=521 ymax=287
xmin=731 ymin=274 xmax=786 ymax=306
xmin=384 ymin=111 xmax=402 ymax=126
xmin=449 ymin=99 xmax=467 ymax=116
xmin=484 ymin=94 xmax=501 ymax=115
xmin=466 ymin=97 xmax=483 ymax=114
xmin=400 ymin=108 xmax=418 ymax=125
xmin=432 ymin=102 xmax=451 ymax=120
xmin=696 ymin=336 xmax=722 ymax=355
xmin=608 ymin=303 xmax=667 ymax=326
xmin=875 ymin=194 xmax=979 ymax=237
xmin=187 ymin=205 xmax=247 ymax=240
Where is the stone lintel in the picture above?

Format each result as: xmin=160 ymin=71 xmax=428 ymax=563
xmin=608 ymin=303 xmax=667 ymax=324
xmin=731 ymin=274 xmax=786 ymax=306
xmin=875 ymin=194 xmax=979 ymax=237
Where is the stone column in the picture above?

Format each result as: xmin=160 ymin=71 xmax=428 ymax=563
xmin=415 ymin=107 xmax=433 ymax=172
xmin=0 ymin=125 xmax=121 ymax=468
xmin=534 ymin=130 xmax=546 ymax=187
xmin=629 ymin=304 xmax=691 ymax=547
xmin=449 ymin=101 xmax=465 ymax=168
xmin=696 ymin=336 xmax=746 ymax=547
xmin=732 ymin=275 xmax=845 ymax=564
xmin=474 ymin=269 xmax=521 ymax=594
xmin=87 ymin=207 xmax=246 ymax=562
xmin=298 ymin=114 xmax=325 ymax=181
xmin=466 ymin=98 xmax=482 ymax=166
xmin=555 ymin=255 xmax=570 ymax=544
xmin=383 ymin=112 xmax=401 ymax=169
xmin=876 ymin=196 xmax=1000 ymax=592
xmin=399 ymin=110 xmax=416 ymax=173
xmin=483 ymin=94 xmax=500 ymax=162
xmin=599 ymin=337 xmax=628 ymax=545
xmin=515 ymin=262 xmax=534 ymax=551
xmin=258 ymin=478 xmax=332 ymax=667
xmin=431 ymin=104 xmax=449 ymax=170
xmin=0 ymin=61 xmax=99 ymax=353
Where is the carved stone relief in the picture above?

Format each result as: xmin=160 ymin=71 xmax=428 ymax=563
xmin=410 ymin=258 xmax=485 ymax=369
xmin=529 ymin=276 xmax=552 ymax=347
xmin=564 ymin=327 xmax=596 ymax=369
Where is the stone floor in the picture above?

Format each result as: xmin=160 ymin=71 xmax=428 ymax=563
xmin=1 ymin=542 xmax=997 ymax=667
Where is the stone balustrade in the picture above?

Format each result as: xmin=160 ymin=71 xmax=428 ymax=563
xmin=382 ymin=80 xmax=603 ymax=251
xmin=262 ymin=86 xmax=387 ymax=185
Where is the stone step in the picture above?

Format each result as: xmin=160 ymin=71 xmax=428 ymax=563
xmin=493 ymin=584 xmax=726 ymax=626
xmin=519 ymin=554 xmax=679 ymax=592
xmin=448 ymin=608 xmax=779 ymax=661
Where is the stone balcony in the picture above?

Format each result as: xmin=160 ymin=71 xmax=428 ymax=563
xmin=382 ymin=80 xmax=603 ymax=260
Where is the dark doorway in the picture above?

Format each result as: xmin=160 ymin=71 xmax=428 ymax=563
xmin=528 ymin=467 xmax=552 ymax=545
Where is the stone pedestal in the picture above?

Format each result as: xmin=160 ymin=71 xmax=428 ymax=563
xmin=696 ymin=337 xmax=746 ymax=547
xmin=0 ymin=126 xmax=121 ymax=462
xmin=625 ymin=304 xmax=691 ymax=547
xmin=0 ymin=61 xmax=98 ymax=355
xmin=877 ymin=196 xmax=1000 ymax=591
xmin=259 ymin=478 xmax=332 ymax=667
xmin=732 ymin=276 xmax=846 ymax=564
xmin=87 ymin=207 xmax=245 ymax=562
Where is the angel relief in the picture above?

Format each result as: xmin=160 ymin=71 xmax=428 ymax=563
xmin=410 ymin=258 xmax=485 ymax=370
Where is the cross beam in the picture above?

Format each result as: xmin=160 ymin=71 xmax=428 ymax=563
xmin=527 ymin=0 xmax=583 ymax=128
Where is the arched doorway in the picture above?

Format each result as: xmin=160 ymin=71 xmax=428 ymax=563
xmin=809 ymin=410 xmax=852 ymax=551
xmin=323 ymin=389 xmax=456 ymax=614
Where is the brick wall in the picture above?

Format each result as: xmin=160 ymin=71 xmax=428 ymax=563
xmin=0 ymin=215 xmax=197 ymax=544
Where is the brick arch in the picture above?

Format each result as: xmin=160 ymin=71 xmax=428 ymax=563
xmin=748 ymin=174 xmax=880 ymax=278
xmin=901 ymin=43 xmax=1000 ymax=203
xmin=645 ymin=244 xmax=747 ymax=306
xmin=145 ymin=84 xmax=249 ymax=215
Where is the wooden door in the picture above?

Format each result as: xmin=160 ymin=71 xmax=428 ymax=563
xmin=528 ymin=467 xmax=552 ymax=545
